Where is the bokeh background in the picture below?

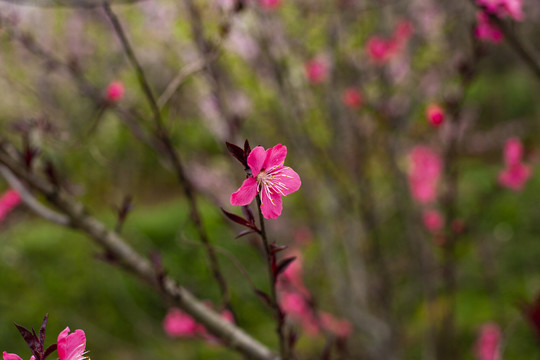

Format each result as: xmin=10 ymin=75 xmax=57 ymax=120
xmin=1 ymin=0 xmax=540 ymax=359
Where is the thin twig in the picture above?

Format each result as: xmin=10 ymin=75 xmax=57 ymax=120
xmin=102 ymin=1 xmax=235 ymax=319
xmin=0 ymin=165 xmax=69 ymax=226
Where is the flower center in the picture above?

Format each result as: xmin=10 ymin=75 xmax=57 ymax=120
xmin=255 ymin=166 xmax=290 ymax=203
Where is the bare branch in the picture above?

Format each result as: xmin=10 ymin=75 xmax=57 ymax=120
xmin=0 ymin=0 xmax=146 ymax=8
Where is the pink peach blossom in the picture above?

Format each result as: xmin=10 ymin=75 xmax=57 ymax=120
xmin=320 ymin=312 xmax=353 ymax=339
xmin=342 ymin=87 xmax=363 ymax=109
xmin=305 ymin=57 xmax=330 ymax=84
xmin=230 ymin=144 xmax=301 ymax=219
xmin=475 ymin=12 xmax=504 ymax=43
xmin=105 ymin=81 xmax=125 ymax=102
xmin=422 ymin=209 xmax=444 ymax=233
xmin=477 ymin=0 xmax=523 ymax=21
xmin=408 ymin=146 xmax=442 ymax=204
xmin=393 ymin=20 xmax=414 ymax=42
xmin=425 ymin=103 xmax=445 ymax=127
xmin=366 ymin=36 xmax=394 ymax=64
xmin=2 ymin=352 xmax=35 ymax=360
xmin=498 ymin=162 xmax=531 ymax=191
xmin=163 ymin=308 xmax=198 ymax=337
xmin=0 ymin=189 xmax=21 ymax=222
xmin=57 ymin=327 xmax=87 ymax=360
xmin=474 ymin=322 xmax=501 ymax=360
xmin=503 ymin=137 xmax=523 ymax=166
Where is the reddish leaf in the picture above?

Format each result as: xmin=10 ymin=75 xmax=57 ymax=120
xmin=255 ymin=288 xmax=275 ymax=309
xmin=244 ymin=139 xmax=251 ymax=158
xmin=241 ymin=205 xmax=255 ymax=225
xmin=226 ymin=142 xmax=247 ymax=167
xmin=270 ymin=243 xmax=288 ymax=254
xmin=44 ymin=344 xmax=57 ymax=359
xmin=221 ymin=208 xmax=256 ymax=230
xmin=14 ymin=323 xmax=39 ymax=354
xmin=275 ymin=257 xmax=296 ymax=280
xmin=38 ymin=313 xmax=48 ymax=353
xmin=235 ymin=229 xmax=257 ymax=239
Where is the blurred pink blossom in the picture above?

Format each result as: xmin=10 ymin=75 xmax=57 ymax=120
xmin=475 ymin=12 xmax=504 ymax=43
xmin=57 ymin=327 xmax=87 ymax=360
xmin=342 ymin=87 xmax=363 ymax=109
xmin=260 ymin=0 xmax=282 ymax=10
xmin=163 ymin=308 xmax=198 ymax=337
xmin=503 ymin=137 xmax=523 ymax=166
xmin=477 ymin=0 xmax=523 ymax=21
xmin=366 ymin=36 xmax=394 ymax=64
xmin=163 ymin=307 xmax=234 ymax=341
xmin=408 ymin=146 xmax=442 ymax=204
xmin=305 ymin=57 xmax=330 ymax=84
xmin=105 ymin=81 xmax=125 ymax=103
xmin=320 ymin=312 xmax=353 ymax=339
xmin=498 ymin=162 xmax=531 ymax=191
xmin=498 ymin=137 xmax=531 ymax=191
xmin=3 ymin=352 xmax=35 ymax=360
xmin=426 ymin=103 xmax=445 ymax=127
xmin=474 ymin=322 xmax=501 ymax=360
xmin=422 ymin=209 xmax=444 ymax=233
xmin=0 ymin=189 xmax=21 ymax=223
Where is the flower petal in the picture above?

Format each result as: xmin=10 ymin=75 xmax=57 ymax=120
xmin=263 ymin=144 xmax=287 ymax=170
xmin=247 ymin=146 xmax=266 ymax=175
xmin=3 ymin=352 xmax=23 ymax=360
xmin=230 ymin=177 xmax=258 ymax=206
xmin=260 ymin=190 xmax=283 ymax=219
xmin=274 ymin=167 xmax=301 ymax=196
xmin=57 ymin=327 xmax=86 ymax=360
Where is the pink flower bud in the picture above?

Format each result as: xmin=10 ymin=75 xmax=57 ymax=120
xmin=342 ymin=87 xmax=363 ymax=109
xmin=0 ymin=189 xmax=21 ymax=223
xmin=105 ymin=81 xmax=125 ymax=103
xmin=474 ymin=323 xmax=501 ymax=360
xmin=163 ymin=308 xmax=198 ymax=337
xmin=425 ymin=104 xmax=445 ymax=127
xmin=422 ymin=209 xmax=444 ymax=233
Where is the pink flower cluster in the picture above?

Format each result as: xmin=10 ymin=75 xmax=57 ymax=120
xmin=474 ymin=322 xmax=501 ymax=360
xmin=0 ymin=189 xmax=21 ymax=223
xmin=475 ymin=0 xmax=523 ymax=43
xmin=163 ymin=306 xmax=234 ymax=342
xmin=366 ymin=20 xmax=414 ymax=65
xmin=477 ymin=0 xmax=524 ymax=21
xmin=342 ymin=87 xmax=363 ymax=109
xmin=277 ymin=252 xmax=353 ymax=338
xmin=3 ymin=327 xmax=86 ymax=360
xmin=498 ymin=137 xmax=531 ymax=191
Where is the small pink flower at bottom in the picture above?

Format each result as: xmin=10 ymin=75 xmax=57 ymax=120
xmin=163 ymin=308 xmax=198 ymax=337
xmin=3 ymin=352 xmax=35 ymax=360
xmin=425 ymin=103 xmax=445 ymax=127
xmin=57 ymin=327 xmax=87 ymax=360
xmin=105 ymin=81 xmax=125 ymax=103
xmin=0 ymin=189 xmax=21 ymax=222
xmin=475 ymin=12 xmax=503 ymax=44
xmin=474 ymin=322 xmax=501 ymax=360
xmin=342 ymin=87 xmax=363 ymax=109
xmin=230 ymin=144 xmax=301 ymax=219
xmin=498 ymin=162 xmax=531 ymax=191
xmin=422 ymin=209 xmax=444 ymax=233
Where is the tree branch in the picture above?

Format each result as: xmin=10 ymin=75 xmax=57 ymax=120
xmin=0 ymin=145 xmax=278 ymax=360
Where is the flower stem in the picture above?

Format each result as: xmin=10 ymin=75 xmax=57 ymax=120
xmin=256 ymin=195 xmax=287 ymax=359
